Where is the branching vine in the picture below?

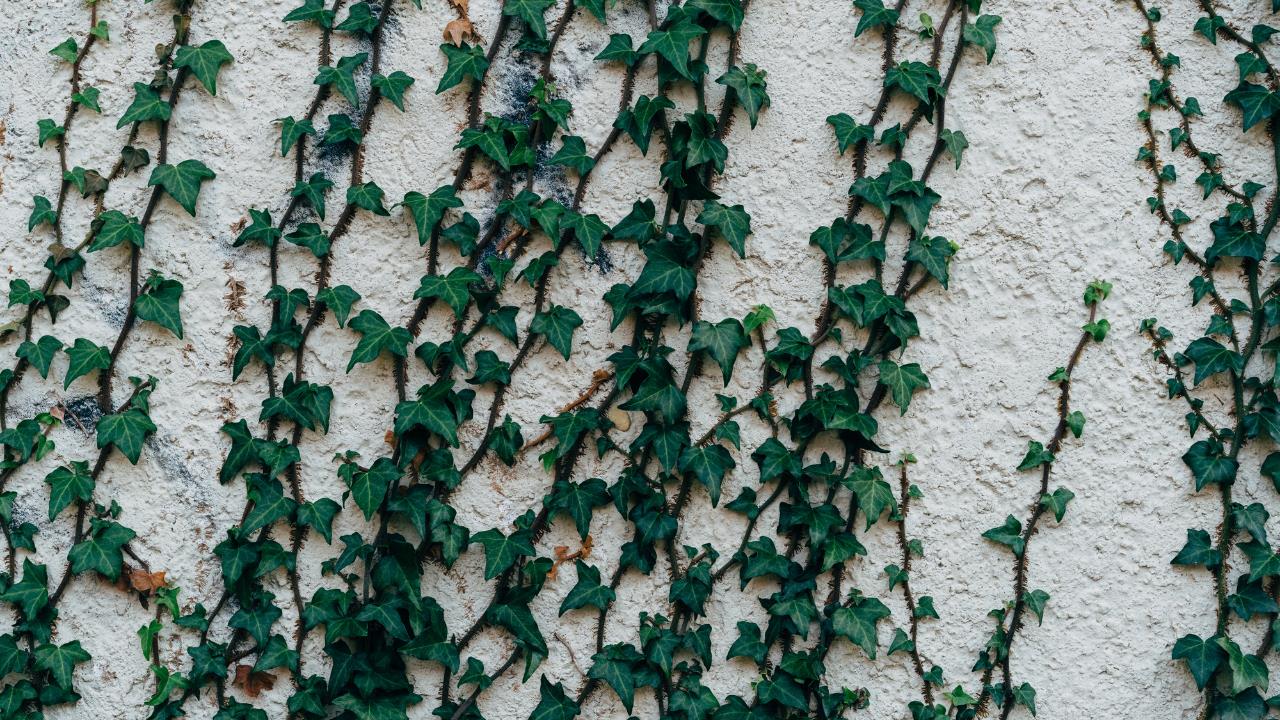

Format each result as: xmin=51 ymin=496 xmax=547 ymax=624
xmin=1134 ymin=2 xmax=1280 ymax=719
xmin=0 ymin=1 xmax=1132 ymax=719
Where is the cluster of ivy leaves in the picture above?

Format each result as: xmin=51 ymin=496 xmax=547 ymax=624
xmin=2 ymin=0 xmax=221 ymax=717
xmin=1135 ymin=1 xmax=1280 ymax=719
xmin=0 ymin=0 xmax=1128 ymax=719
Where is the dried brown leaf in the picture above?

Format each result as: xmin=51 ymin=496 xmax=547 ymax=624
xmin=129 ymin=569 xmax=167 ymax=593
xmin=235 ymin=664 xmax=275 ymax=697
xmin=444 ymin=18 xmax=474 ymax=46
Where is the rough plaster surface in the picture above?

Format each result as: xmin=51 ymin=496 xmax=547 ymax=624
xmin=0 ymin=0 xmax=1272 ymax=718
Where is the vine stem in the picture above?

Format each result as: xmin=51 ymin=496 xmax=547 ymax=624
xmin=895 ymin=463 xmax=934 ymax=706
xmin=1131 ymin=5 xmax=1280 ymax=716
xmin=974 ymin=302 xmax=1099 ymax=718
xmin=451 ymin=4 xmax=748 ymax=709
xmin=743 ymin=4 xmax=977 ymax=712
xmin=0 ymin=1 xmax=120 ymax=429
xmin=198 ymin=0 xmax=392 ymax=691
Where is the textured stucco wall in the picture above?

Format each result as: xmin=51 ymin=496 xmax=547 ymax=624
xmin=0 ymin=0 xmax=1271 ymax=718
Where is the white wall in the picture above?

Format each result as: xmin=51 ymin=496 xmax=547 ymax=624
xmin=0 ymin=0 xmax=1267 ymax=717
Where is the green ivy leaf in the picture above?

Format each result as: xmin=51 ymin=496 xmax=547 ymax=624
xmin=559 ymin=561 xmax=616 ymax=614
xmin=322 ymin=114 xmax=364 ymax=147
xmin=346 ymin=309 xmax=411 ymax=371
xmin=33 ymin=640 xmax=90 ymax=691
xmin=982 ymin=515 xmax=1025 ymax=556
xmin=906 ymin=235 xmax=956 ymax=288
xmin=340 ymin=3 xmax=384 ymax=31
xmin=96 ymin=408 xmax=156 ymax=464
xmin=276 ymin=116 xmax=316 ymax=157
xmin=844 ymin=466 xmax=895 ymax=530
xmin=687 ymin=0 xmax=745 ymax=30
xmin=1218 ymin=637 xmax=1269 ymax=695
xmin=549 ymin=135 xmax=595 ymax=174
xmin=317 ymin=285 xmax=361 ymax=328
xmin=286 ymin=223 xmax=330 ymax=257
xmin=372 ymin=70 xmax=415 ymax=110
xmin=174 ymin=40 xmax=234 ymax=95
xmin=503 ymin=0 xmax=556 ymax=40
xmin=49 ymin=37 xmax=78 ymax=63
xmin=63 ymin=166 xmax=107 ymax=196
xmin=638 ymin=16 xmax=707 ymax=80
xmin=885 ymin=61 xmax=942 ymax=107
xmin=135 ymin=277 xmax=185 ymax=338
xmin=88 ymin=210 xmax=145 ymax=252
xmin=36 ymin=119 xmax=64 ymax=148
xmin=284 ymin=0 xmax=336 ymax=26
xmin=831 ymin=596 xmax=891 ymax=658
xmin=716 ymin=64 xmax=769 ymax=128
xmin=148 ymin=159 xmax=215 ymax=216
xmin=1225 ymin=81 xmax=1280 ymax=131
xmin=827 ymin=113 xmax=874 ymax=154
xmin=68 ymin=518 xmax=136 ymax=581
xmin=7 ymin=279 xmax=43 ymax=308
xmin=239 ymin=475 xmax=297 ymax=536
xmin=697 ymin=200 xmax=751 ymax=258
xmin=1017 ymin=440 xmax=1054 ymax=470
xmin=1183 ymin=439 xmax=1237 ymax=491
xmin=401 ymin=186 xmax=462 ymax=244
xmin=394 ymin=379 xmax=465 ymax=446
xmin=414 ymin=267 xmax=482 ymax=319
xmin=939 ymin=128 xmax=968 ymax=168
xmin=580 ymin=0 xmax=607 ymax=21
xmin=44 ymin=461 xmax=93 ymax=521
xmin=234 ymin=208 xmax=281 ymax=248
xmin=347 ymin=181 xmax=389 ymax=216
xmin=878 ymin=360 xmax=930 ymax=414
xmin=1024 ymin=588 xmax=1050 ymax=625
xmin=438 ymin=43 xmax=488 ymax=93
xmin=252 ymin=634 xmax=298 ymax=674
xmin=689 ymin=318 xmax=749 ymax=385
xmin=28 ymin=196 xmax=56 ymax=231
xmin=355 ymin=600 xmax=409 ymax=642
xmin=17 ymin=335 xmax=63 ymax=379
xmin=1184 ymin=337 xmax=1243 ymax=384
xmin=296 ymin=498 xmax=341 ymax=543
xmin=631 ymin=248 xmax=696 ymax=300
xmin=228 ymin=594 xmax=281 ymax=646
xmin=1206 ymin=215 xmax=1264 ymax=263
xmin=468 ymin=350 xmax=512 ymax=386
xmin=63 ymin=337 xmax=109 ymax=389
xmin=72 ymin=86 xmax=100 ymax=113
xmin=852 ymin=0 xmax=899 ymax=36
xmin=118 ymin=83 xmax=172 ymax=128
xmin=589 ymin=644 xmax=641 ymax=711
xmin=962 ymin=15 xmax=1002 ymax=63
xmin=531 ymin=305 xmax=583 ymax=359
xmin=1066 ymin=409 xmax=1085 ymax=437
xmin=315 ymin=53 xmax=368 ymax=107
xmin=678 ymin=444 xmax=735 ymax=506
xmin=0 ymin=561 xmax=47 ymax=618
xmin=1039 ymin=486 xmax=1075 ymax=523
xmin=292 ymin=173 xmax=334 ymax=219
xmin=471 ymin=527 xmax=535 ymax=580
xmin=530 ymin=677 xmax=579 ymax=720
xmin=564 ymin=212 xmax=609 ymax=259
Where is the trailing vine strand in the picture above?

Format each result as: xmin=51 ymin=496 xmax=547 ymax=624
xmin=1 ymin=0 xmax=225 ymax=715
xmin=973 ymin=287 xmax=1109 ymax=719
xmin=0 ymin=1 xmax=1177 ymax=719
xmin=1135 ymin=2 xmax=1280 ymax=720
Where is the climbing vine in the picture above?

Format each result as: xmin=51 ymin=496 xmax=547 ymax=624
xmin=1135 ymin=1 xmax=1280 ymax=719
xmin=0 ymin=0 xmax=1125 ymax=718
xmin=2 ymin=0 xmax=213 ymax=714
